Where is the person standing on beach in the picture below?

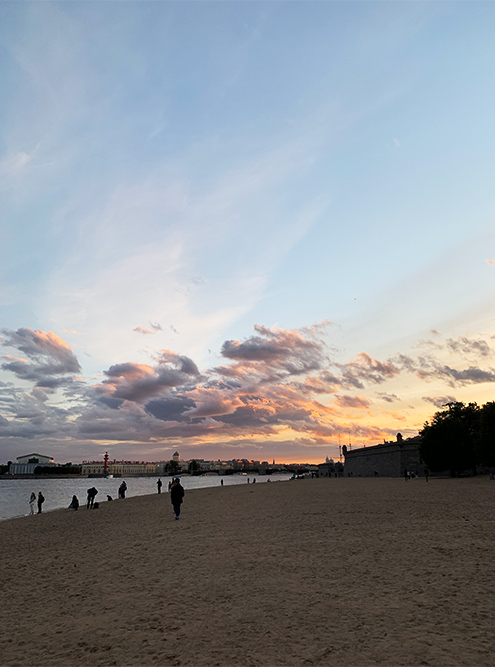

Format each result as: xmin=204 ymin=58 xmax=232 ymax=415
xmin=119 ymin=481 xmax=127 ymax=498
xmin=157 ymin=478 xmax=162 ymax=494
xmin=86 ymin=487 xmax=98 ymax=509
xmin=424 ymin=467 xmax=429 ymax=482
xmin=170 ymin=478 xmax=184 ymax=520
xmin=37 ymin=492 xmax=45 ymax=514
xmin=29 ymin=492 xmax=36 ymax=515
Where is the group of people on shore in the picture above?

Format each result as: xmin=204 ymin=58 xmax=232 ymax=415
xmin=30 ymin=477 xmax=186 ymax=520
xmin=68 ymin=481 xmax=128 ymax=511
xmin=29 ymin=491 xmax=44 ymax=515
xmin=404 ymin=467 xmax=429 ymax=481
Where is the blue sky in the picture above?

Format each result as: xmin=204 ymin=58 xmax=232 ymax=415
xmin=1 ymin=1 xmax=495 ymax=464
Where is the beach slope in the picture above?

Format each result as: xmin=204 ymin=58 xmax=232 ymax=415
xmin=0 ymin=478 xmax=494 ymax=666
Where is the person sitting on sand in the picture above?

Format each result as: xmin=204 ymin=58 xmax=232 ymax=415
xmin=69 ymin=495 xmax=79 ymax=510
xmin=170 ymin=478 xmax=185 ymax=520
xmin=29 ymin=492 xmax=36 ymax=515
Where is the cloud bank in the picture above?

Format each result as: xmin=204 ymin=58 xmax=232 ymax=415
xmin=1 ymin=326 xmax=495 ymax=462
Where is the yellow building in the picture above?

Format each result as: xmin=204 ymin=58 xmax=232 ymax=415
xmin=81 ymin=461 xmax=158 ymax=476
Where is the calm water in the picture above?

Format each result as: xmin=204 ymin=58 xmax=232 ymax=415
xmin=0 ymin=474 xmax=290 ymax=521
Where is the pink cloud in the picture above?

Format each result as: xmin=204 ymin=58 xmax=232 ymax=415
xmin=334 ymin=394 xmax=371 ymax=409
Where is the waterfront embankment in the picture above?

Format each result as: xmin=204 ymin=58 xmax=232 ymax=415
xmin=1 ymin=477 xmax=494 ymax=666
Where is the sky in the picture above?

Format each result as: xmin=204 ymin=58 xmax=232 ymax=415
xmin=1 ymin=1 xmax=495 ymax=465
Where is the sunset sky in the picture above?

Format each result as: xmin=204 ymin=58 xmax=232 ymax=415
xmin=1 ymin=1 xmax=495 ymax=464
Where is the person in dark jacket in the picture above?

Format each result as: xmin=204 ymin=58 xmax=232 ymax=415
xmin=37 ymin=492 xmax=45 ymax=514
xmin=170 ymin=478 xmax=184 ymax=520
xmin=86 ymin=487 xmax=98 ymax=509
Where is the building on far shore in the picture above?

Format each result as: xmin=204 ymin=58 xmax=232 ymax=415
xmin=318 ymin=460 xmax=344 ymax=477
xmin=9 ymin=453 xmax=55 ymax=475
xmin=343 ymin=434 xmax=424 ymax=477
xmin=81 ymin=461 xmax=158 ymax=476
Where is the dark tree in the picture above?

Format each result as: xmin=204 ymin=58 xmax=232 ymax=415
xmin=479 ymin=401 xmax=495 ymax=467
xmin=166 ymin=460 xmax=180 ymax=475
xmin=420 ymin=402 xmax=480 ymax=476
xmin=188 ymin=459 xmax=200 ymax=474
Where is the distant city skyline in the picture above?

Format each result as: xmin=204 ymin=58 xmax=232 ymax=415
xmin=1 ymin=2 xmax=495 ymax=464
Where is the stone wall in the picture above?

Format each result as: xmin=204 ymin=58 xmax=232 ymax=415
xmin=344 ymin=439 xmax=424 ymax=477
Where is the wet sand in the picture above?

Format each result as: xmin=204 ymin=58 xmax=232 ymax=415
xmin=1 ymin=477 xmax=494 ymax=667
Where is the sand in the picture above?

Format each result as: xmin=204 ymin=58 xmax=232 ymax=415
xmin=0 ymin=477 xmax=494 ymax=667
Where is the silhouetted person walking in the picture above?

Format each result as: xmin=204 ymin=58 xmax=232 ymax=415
xmin=37 ymin=492 xmax=45 ymax=514
xmin=170 ymin=478 xmax=184 ymax=520
xmin=157 ymin=478 xmax=163 ymax=494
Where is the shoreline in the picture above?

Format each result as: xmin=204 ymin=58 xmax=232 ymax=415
xmin=1 ymin=477 xmax=494 ymax=666
xmin=0 ymin=473 xmax=291 ymax=523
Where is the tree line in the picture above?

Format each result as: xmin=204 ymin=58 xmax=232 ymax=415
xmin=420 ymin=401 xmax=495 ymax=476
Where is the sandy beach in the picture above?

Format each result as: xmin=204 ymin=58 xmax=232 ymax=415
xmin=1 ymin=477 xmax=494 ymax=667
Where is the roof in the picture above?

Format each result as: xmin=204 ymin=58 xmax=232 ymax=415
xmin=344 ymin=437 xmax=422 ymax=457
xmin=17 ymin=453 xmax=54 ymax=461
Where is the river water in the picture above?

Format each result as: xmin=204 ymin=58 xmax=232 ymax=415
xmin=0 ymin=474 xmax=291 ymax=521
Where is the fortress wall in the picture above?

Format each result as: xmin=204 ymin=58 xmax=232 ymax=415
xmin=344 ymin=443 xmax=423 ymax=477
